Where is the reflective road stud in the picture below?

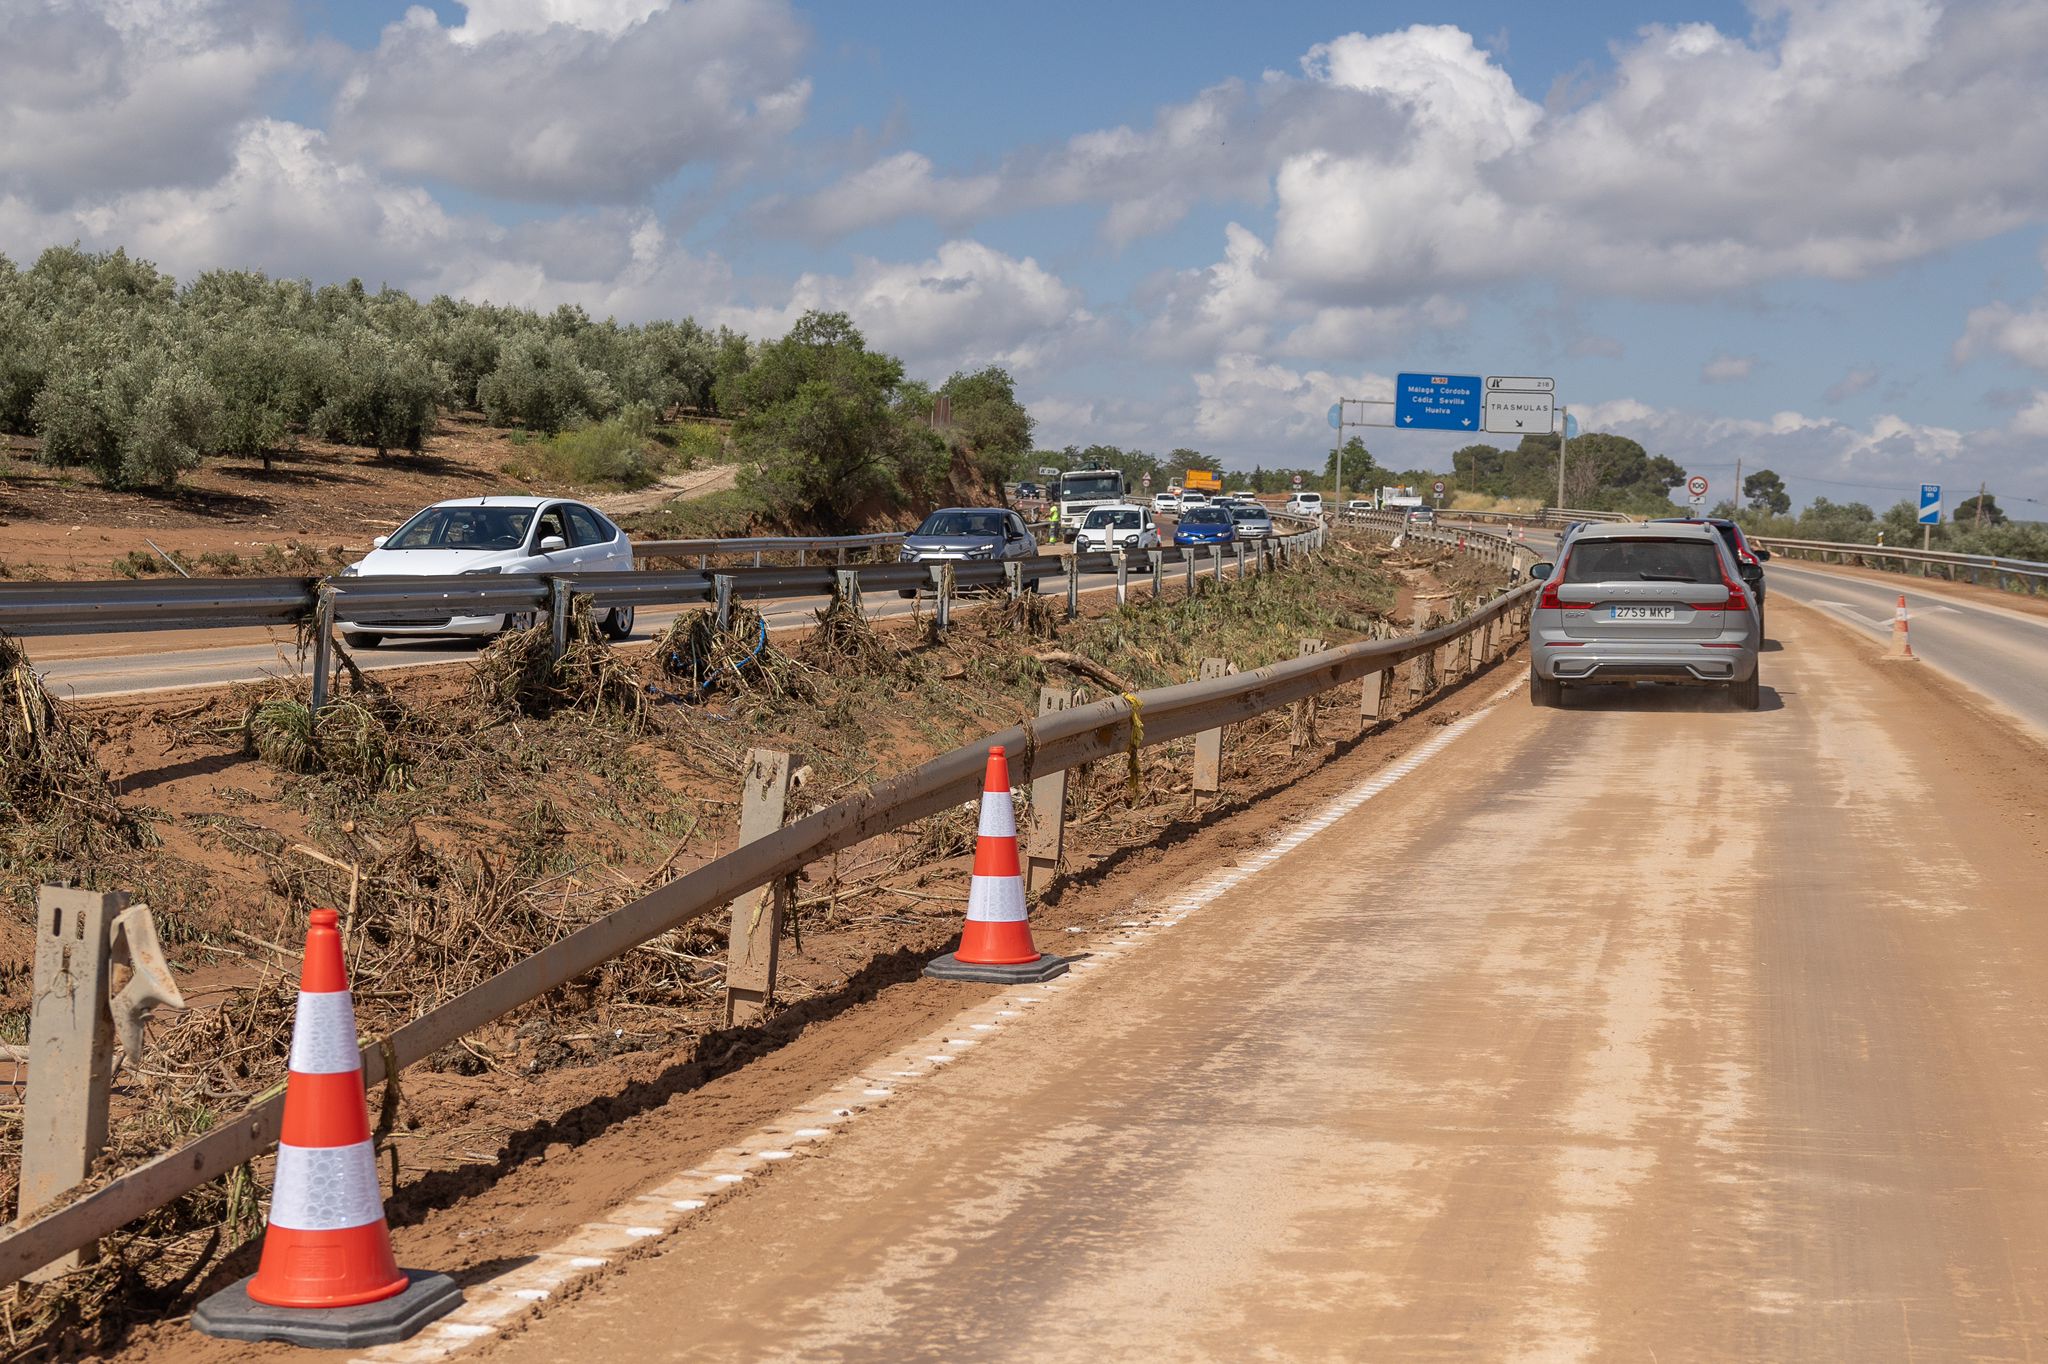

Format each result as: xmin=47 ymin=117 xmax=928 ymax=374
xmin=194 ymin=909 xmax=461 ymax=1347
xmin=924 ymin=747 xmax=1070 ymax=984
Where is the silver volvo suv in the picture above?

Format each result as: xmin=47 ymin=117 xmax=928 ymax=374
xmin=1526 ymin=522 xmax=1761 ymax=710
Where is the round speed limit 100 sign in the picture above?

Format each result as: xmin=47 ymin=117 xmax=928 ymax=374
xmin=1686 ymin=475 xmax=1709 ymax=498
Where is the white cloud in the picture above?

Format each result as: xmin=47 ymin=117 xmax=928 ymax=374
xmin=1 ymin=120 xmax=460 ymax=287
xmin=770 ymin=152 xmax=1000 ymax=240
xmin=1701 ymin=353 xmax=1757 ymax=383
xmin=1826 ymin=366 xmax=1881 ymax=402
xmin=1189 ymin=352 xmax=1394 ymax=447
xmin=716 ymin=240 xmax=1094 ymax=379
xmin=1956 ymin=241 xmax=2048 ymax=374
xmin=0 ymin=0 xmax=298 ymax=205
xmin=1576 ymin=397 xmax=1980 ymax=504
xmin=2012 ymin=391 xmax=2048 ymax=436
xmin=330 ymin=0 xmax=809 ymax=202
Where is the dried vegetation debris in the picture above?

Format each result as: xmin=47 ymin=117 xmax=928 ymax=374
xmin=0 ymin=541 xmax=1465 ymax=1356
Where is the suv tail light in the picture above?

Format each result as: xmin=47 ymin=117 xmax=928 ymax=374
xmin=1536 ymin=553 xmax=1594 ymax=609
xmin=1688 ymin=563 xmax=1751 ymax=611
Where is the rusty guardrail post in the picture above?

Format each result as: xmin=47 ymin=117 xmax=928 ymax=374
xmin=309 ymin=585 xmax=336 ymax=713
xmin=1291 ymin=638 xmax=1325 ymax=750
xmin=1025 ymin=686 xmax=1077 ymax=895
xmin=722 ymin=750 xmax=794 ymax=1026
xmin=1192 ymin=658 xmax=1230 ymax=792
xmin=547 ymin=578 xmax=573 ymax=661
xmin=20 ymin=887 xmax=122 ymax=1279
xmin=1066 ymin=554 xmax=1081 ymax=619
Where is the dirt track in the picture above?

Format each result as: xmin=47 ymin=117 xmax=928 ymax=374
xmin=386 ymin=597 xmax=2048 ymax=1361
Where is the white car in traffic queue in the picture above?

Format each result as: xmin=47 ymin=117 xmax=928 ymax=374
xmin=337 ymin=496 xmax=637 ymax=648
xmin=1074 ymin=503 xmax=1163 ymax=554
xmin=1283 ymin=491 xmax=1325 ymax=517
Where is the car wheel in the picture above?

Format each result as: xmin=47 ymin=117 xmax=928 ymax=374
xmin=1731 ymin=667 xmax=1761 ymax=711
xmin=898 ymin=588 xmax=917 ymax=599
xmin=603 ymin=605 xmax=635 ymax=640
xmin=341 ymin=631 xmax=380 ymax=650
xmin=1529 ymin=666 xmax=1562 ymax=708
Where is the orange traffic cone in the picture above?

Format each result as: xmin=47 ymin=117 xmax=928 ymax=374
xmin=194 ymin=910 xmax=460 ymax=1347
xmin=1891 ymin=594 xmax=1915 ymax=658
xmin=924 ymin=747 xmax=1069 ymax=984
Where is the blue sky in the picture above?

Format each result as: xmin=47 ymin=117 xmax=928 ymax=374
xmin=3 ymin=0 xmax=2047 ymax=512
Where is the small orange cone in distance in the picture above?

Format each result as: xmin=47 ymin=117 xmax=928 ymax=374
xmin=924 ymin=747 xmax=1070 ymax=984
xmin=1892 ymin=594 xmax=1915 ymax=658
xmin=193 ymin=910 xmax=461 ymax=1347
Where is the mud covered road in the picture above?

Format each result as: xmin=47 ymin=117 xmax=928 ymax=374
xmin=440 ymin=597 xmax=2048 ymax=1362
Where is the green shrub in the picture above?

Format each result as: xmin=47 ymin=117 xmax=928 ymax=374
xmin=533 ymin=416 xmax=655 ymax=488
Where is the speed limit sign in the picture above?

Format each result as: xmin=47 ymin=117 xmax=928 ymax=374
xmin=1687 ymin=475 xmax=1709 ymax=498
xmin=1432 ymin=480 xmax=1446 ymax=495
xmin=1292 ymin=473 xmax=1302 ymax=488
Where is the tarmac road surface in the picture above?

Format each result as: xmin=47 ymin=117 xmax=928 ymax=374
xmin=474 ymin=596 xmax=2048 ymax=1362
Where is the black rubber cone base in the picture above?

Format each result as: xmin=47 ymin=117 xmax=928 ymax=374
xmin=923 ymin=952 xmax=1069 ymax=984
xmin=193 ymin=1269 xmax=462 ymax=1347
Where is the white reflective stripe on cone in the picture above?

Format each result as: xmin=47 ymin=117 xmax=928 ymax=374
xmin=966 ymin=874 xmax=1027 ymax=923
xmin=288 ymin=990 xmax=364 ymax=1076
xmin=267 ymin=1141 xmax=387 ymax=1232
xmin=976 ymin=789 xmax=1017 ymax=840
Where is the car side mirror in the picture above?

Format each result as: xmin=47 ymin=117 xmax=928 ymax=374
xmin=539 ymin=535 xmax=567 ymax=553
xmin=1529 ymin=562 xmax=1555 ymax=581
xmin=1756 ymin=548 xmax=1773 ymax=561
xmin=371 ymin=535 xmax=388 ymax=549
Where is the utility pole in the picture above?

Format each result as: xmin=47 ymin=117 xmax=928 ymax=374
xmin=1555 ymin=406 xmax=1569 ymax=510
xmin=1734 ymin=456 xmax=1743 ymax=513
xmin=1976 ymin=480 xmax=1988 ymax=529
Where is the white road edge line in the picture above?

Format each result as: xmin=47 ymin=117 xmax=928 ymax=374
xmin=348 ymin=670 xmax=1526 ymax=1363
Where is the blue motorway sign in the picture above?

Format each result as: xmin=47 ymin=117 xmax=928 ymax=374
xmin=1395 ymin=373 xmax=1482 ymax=431
xmin=1328 ymin=402 xmax=1342 ymax=430
xmin=1918 ymin=483 xmax=1941 ymax=525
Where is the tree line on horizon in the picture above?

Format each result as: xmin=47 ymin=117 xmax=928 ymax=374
xmin=0 ymin=245 xmax=1033 ymax=533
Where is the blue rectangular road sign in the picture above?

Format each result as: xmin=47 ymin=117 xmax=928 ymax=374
xmin=1395 ymin=373 xmax=1482 ymax=431
xmin=1918 ymin=483 xmax=1941 ymax=525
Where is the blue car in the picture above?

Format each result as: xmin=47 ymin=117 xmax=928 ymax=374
xmin=1174 ymin=503 xmax=1237 ymax=547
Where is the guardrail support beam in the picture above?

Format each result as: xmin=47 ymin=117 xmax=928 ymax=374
xmin=1066 ymin=555 xmax=1081 ymax=619
xmin=713 ymin=574 xmax=735 ymax=631
xmin=1116 ymin=554 xmax=1129 ymax=606
xmin=1025 ymin=687 xmax=1076 ymax=895
xmin=834 ymin=568 xmax=863 ymax=616
xmin=1150 ymin=549 xmax=1164 ymax=597
xmin=1291 ymin=638 xmax=1325 ymax=751
xmin=21 ymin=886 xmax=122 ymax=1280
xmin=930 ymin=563 xmax=954 ymax=631
xmin=1211 ymin=546 xmax=1224 ymax=584
xmin=548 ymin=579 xmax=572 ymax=660
xmin=722 ymin=751 xmax=794 ymax=1027
xmin=1360 ymin=667 xmax=1386 ymax=726
xmin=309 ymin=586 xmax=336 ymax=713
xmin=1192 ymin=658 xmax=1230 ymax=792
xmin=1005 ymin=561 xmax=1024 ymax=601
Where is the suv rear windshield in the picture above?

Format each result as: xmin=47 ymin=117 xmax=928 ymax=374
xmin=1563 ymin=538 xmax=1723 ymax=584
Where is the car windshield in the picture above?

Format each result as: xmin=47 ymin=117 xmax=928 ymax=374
xmin=917 ymin=512 xmax=1006 ymax=538
xmin=1230 ymin=507 xmax=1269 ymax=521
xmin=1084 ymin=509 xmax=1142 ymax=529
xmin=1563 ymin=538 xmax=1723 ymax=584
xmin=1181 ymin=507 xmax=1228 ymax=525
xmin=386 ymin=505 xmax=534 ymax=551
xmin=1058 ymin=474 xmax=1123 ymax=500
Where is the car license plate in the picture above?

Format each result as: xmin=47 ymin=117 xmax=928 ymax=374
xmin=1610 ymin=605 xmax=1676 ymax=621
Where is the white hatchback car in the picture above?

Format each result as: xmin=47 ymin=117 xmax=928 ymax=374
xmin=1075 ymin=503 xmax=1163 ymax=554
xmin=338 ymin=496 xmax=637 ymax=647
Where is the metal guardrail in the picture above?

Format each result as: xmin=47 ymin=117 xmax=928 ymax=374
xmin=0 ymin=519 xmax=1514 ymax=1283
xmin=1749 ymin=536 xmax=2048 ymax=594
xmin=633 ymin=533 xmax=904 ymax=566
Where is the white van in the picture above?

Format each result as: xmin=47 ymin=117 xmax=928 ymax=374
xmin=1283 ymin=492 xmax=1325 ymax=517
